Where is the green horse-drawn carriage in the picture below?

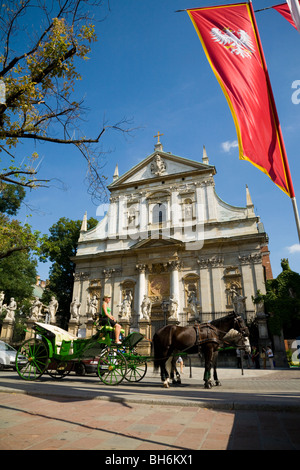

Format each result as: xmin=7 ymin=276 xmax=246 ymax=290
xmin=15 ymin=322 xmax=149 ymax=385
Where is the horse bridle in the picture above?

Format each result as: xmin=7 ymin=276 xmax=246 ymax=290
xmin=233 ymin=314 xmax=249 ymax=338
xmin=211 ymin=313 xmax=249 ymax=348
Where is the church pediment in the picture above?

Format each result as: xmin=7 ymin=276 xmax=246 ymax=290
xmin=108 ymin=151 xmax=215 ymax=189
xmin=130 ymin=236 xmax=184 ymax=251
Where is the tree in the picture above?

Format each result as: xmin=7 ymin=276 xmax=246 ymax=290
xmin=0 ymin=250 xmax=37 ymax=339
xmin=0 ymin=0 xmax=132 ymax=202
xmin=0 ymin=181 xmax=37 ymax=335
xmin=40 ymin=216 xmax=97 ymax=327
xmin=256 ymin=259 xmax=300 ymax=337
xmin=0 ymin=183 xmax=26 ymax=215
xmin=0 ymin=250 xmax=37 ymax=304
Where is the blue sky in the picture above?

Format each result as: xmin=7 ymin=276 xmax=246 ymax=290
xmin=18 ymin=0 xmax=300 ymax=279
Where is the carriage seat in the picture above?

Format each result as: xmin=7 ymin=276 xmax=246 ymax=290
xmin=35 ymin=322 xmax=77 ymax=355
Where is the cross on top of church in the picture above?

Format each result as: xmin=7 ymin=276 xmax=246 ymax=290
xmin=154 ymin=131 xmax=164 ymax=144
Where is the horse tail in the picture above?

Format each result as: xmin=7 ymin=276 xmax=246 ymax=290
xmin=152 ymin=332 xmax=161 ymax=372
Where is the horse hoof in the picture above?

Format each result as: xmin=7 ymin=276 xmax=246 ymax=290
xmin=204 ymin=381 xmax=213 ymax=389
xmin=163 ymin=378 xmax=170 ymax=388
xmin=172 ymin=379 xmax=181 ymax=385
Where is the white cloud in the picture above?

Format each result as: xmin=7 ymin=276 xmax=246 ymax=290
xmin=221 ymin=140 xmax=239 ymax=153
xmin=287 ymin=244 xmax=300 ymax=254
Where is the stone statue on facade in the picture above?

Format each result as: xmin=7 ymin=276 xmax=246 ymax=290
xmin=46 ymin=296 xmax=58 ymax=323
xmin=70 ymin=298 xmax=81 ymax=321
xmin=150 ymin=155 xmax=166 ymax=176
xmin=120 ymin=291 xmax=133 ymax=320
xmin=4 ymin=297 xmax=17 ymax=321
xmin=140 ymin=295 xmax=152 ymax=320
xmin=187 ymin=291 xmax=200 ymax=319
xmin=169 ymin=294 xmax=179 ymax=320
xmin=87 ymin=294 xmax=98 ymax=320
xmin=29 ymin=297 xmax=44 ymax=321
xmin=231 ymin=288 xmax=247 ymax=318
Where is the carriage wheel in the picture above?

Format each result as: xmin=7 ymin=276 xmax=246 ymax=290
xmin=47 ymin=361 xmax=72 ymax=379
xmin=125 ymin=361 xmax=147 ymax=382
xmin=97 ymin=348 xmax=127 ymax=385
xmin=15 ymin=339 xmax=49 ymax=381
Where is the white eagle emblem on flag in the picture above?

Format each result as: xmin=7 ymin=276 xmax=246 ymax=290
xmin=210 ymin=28 xmax=255 ymax=58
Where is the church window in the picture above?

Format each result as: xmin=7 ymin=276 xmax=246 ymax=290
xmin=152 ymin=203 xmax=166 ymax=225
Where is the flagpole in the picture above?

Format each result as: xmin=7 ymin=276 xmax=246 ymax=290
xmin=249 ymin=1 xmax=300 ymax=243
xmin=291 ymin=198 xmax=300 ymax=242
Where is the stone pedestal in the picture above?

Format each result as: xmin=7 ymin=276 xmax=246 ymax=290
xmin=24 ymin=319 xmax=37 ymax=340
xmin=119 ymin=319 xmax=131 ymax=337
xmin=68 ymin=319 xmax=80 ymax=337
xmin=0 ymin=319 xmax=14 ymax=342
xmin=138 ymin=319 xmax=151 ymax=355
xmin=86 ymin=318 xmax=96 ymax=338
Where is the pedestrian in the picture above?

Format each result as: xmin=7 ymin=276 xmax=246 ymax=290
xmin=261 ymin=348 xmax=267 ymax=369
xmin=176 ymin=356 xmax=184 ymax=374
xmin=243 ymin=349 xmax=252 ymax=368
xmin=251 ymin=346 xmax=260 ymax=369
xmin=266 ymin=345 xmax=275 ymax=369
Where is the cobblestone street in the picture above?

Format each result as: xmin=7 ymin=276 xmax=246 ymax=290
xmin=1 ymin=368 xmax=300 ymax=451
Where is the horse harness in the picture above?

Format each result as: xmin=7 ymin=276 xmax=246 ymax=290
xmin=194 ymin=314 xmax=249 ymax=349
xmin=194 ymin=323 xmax=220 ymax=347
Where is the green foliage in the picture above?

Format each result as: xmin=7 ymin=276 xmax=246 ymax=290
xmin=0 ymin=213 xmax=40 ymax=259
xmin=0 ymin=250 xmax=37 ymax=337
xmin=0 ymin=183 xmax=26 ymax=215
xmin=259 ymin=259 xmax=300 ymax=337
xmin=0 ymin=1 xmax=120 ymax=203
xmin=0 ymin=251 xmax=37 ymax=303
xmin=40 ymin=216 xmax=97 ymax=326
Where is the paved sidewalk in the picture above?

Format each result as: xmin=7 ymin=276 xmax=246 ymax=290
xmin=1 ymin=367 xmax=300 ymax=450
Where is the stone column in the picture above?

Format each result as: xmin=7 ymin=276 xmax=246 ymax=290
xmin=108 ymin=196 xmax=118 ymax=238
xmin=239 ymin=254 xmax=258 ymax=321
xmin=195 ymin=182 xmax=207 ymax=222
xmin=139 ymin=192 xmax=148 ymax=238
xmin=170 ymin=187 xmax=180 ymax=226
xmin=252 ymin=253 xmax=266 ymax=294
xmin=205 ymin=180 xmax=217 ymax=221
xmin=210 ymin=257 xmax=224 ymax=314
xmin=118 ymin=195 xmax=126 ymax=239
xmin=198 ymin=258 xmax=212 ymax=321
xmin=102 ymin=268 xmax=115 ymax=297
xmin=168 ymin=260 xmax=181 ymax=322
xmin=136 ymin=264 xmax=147 ymax=321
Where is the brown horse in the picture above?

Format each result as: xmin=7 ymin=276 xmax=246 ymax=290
xmin=153 ymin=312 xmax=251 ymax=389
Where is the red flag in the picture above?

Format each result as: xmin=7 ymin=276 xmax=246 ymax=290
xmin=273 ymin=1 xmax=300 ymax=32
xmin=187 ymin=3 xmax=295 ymax=197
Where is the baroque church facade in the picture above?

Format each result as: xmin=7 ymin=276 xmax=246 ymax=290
xmin=71 ymin=139 xmax=271 ymax=346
